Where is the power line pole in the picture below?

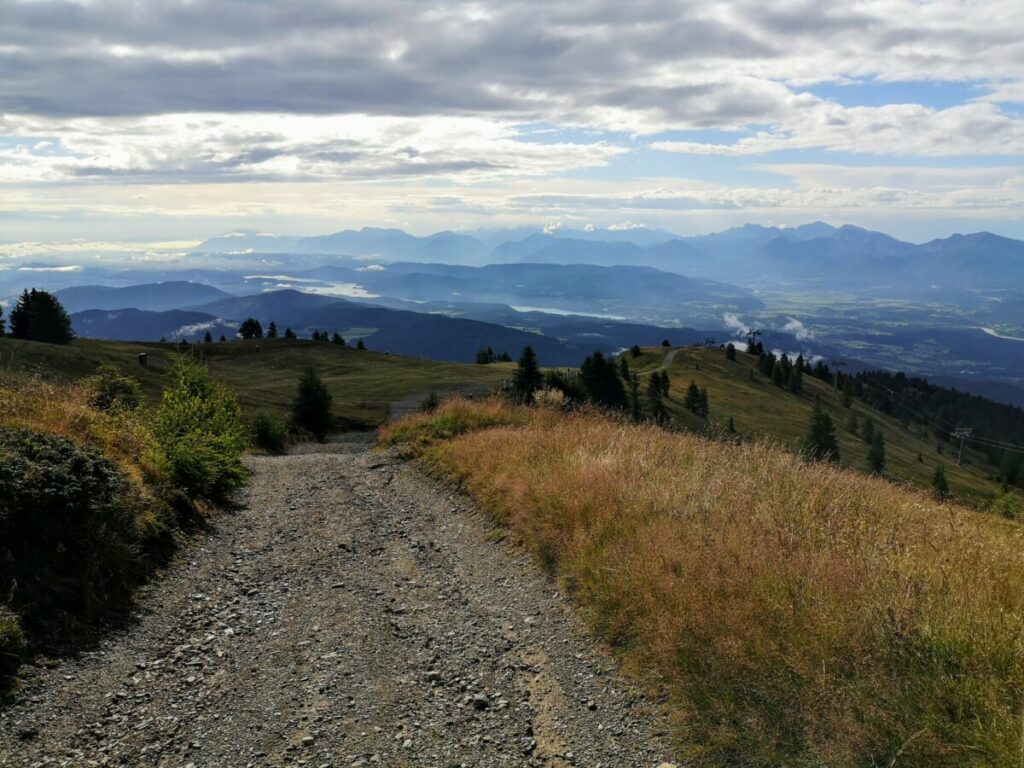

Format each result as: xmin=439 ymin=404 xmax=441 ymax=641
xmin=952 ymin=428 xmax=972 ymax=466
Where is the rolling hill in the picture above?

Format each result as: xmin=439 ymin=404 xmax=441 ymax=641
xmin=55 ymin=281 xmax=233 ymax=313
xmin=628 ymin=344 xmax=1021 ymax=507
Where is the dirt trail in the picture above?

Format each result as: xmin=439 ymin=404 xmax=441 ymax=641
xmin=0 ymin=434 xmax=676 ymax=767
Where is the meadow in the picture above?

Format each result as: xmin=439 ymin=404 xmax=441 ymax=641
xmin=382 ymin=397 xmax=1024 ymax=767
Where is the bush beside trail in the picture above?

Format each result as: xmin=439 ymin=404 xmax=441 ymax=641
xmin=0 ymin=360 xmax=248 ymax=695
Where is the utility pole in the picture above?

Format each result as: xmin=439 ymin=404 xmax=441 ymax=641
xmin=952 ymin=428 xmax=972 ymax=466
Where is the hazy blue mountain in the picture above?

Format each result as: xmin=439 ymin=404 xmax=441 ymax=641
xmin=56 ymin=281 xmax=232 ymax=313
xmin=193 ymin=230 xmax=301 ymax=253
xmin=295 ymin=228 xmax=488 ymax=264
xmin=189 ymin=290 xmax=584 ymax=364
xmin=72 ymin=308 xmax=237 ymax=342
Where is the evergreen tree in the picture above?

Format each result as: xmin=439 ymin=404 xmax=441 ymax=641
xmin=659 ymin=370 xmax=670 ymax=396
xmin=867 ymin=431 xmax=886 ymax=473
xmin=771 ymin=360 xmax=785 ymax=387
xmin=618 ymin=355 xmax=630 ymax=381
xmin=219 ymin=334 xmax=227 ymax=342
xmin=846 ymin=411 xmax=859 ymax=434
xmin=803 ymin=398 xmax=840 ymax=462
xmin=498 ymin=352 xmax=512 ymax=362
xmin=579 ymin=351 xmax=627 ymax=410
xmin=629 ymin=372 xmax=641 ymax=423
xmin=684 ymin=381 xmax=702 ymax=415
xmin=842 ymin=376 xmax=854 ymax=408
xmin=725 ymin=342 xmax=736 ymax=361
xmin=727 ymin=416 xmax=736 ymax=434
xmin=629 ymin=344 xmax=641 ymax=358
xmin=932 ymin=464 xmax=950 ymax=500
xmin=267 ymin=321 xmax=278 ymax=338
xmin=661 ymin=339 xmax=671 ymax=347
xmin=203 ymin=330 xmax=213 ymax=343
xmin=356 ymin=339 xmax=366 ymax=350
xmin=8 ymin=289 xmax=74 ymax=344
xmin=476 ymin=347 xmax=495 ymax=364
xmin=0 ymin=303 xmax=5 ymax=336
xmin=238 ymin=317 xmax=263 ymax=339
xmin=512 ymin=345 xmax=543 ymax=404
xmin=699 ymin=386 xmax=709 ymax=418
xmin=862 ymin=417 xmax=876 ymax=444
xmin=292 ymin=367 xmax=333 ymax=442
xmin=331 ymin=332 xmax=345 ymax=345
xmin=284 ymin=327 xmax=296 ymax=339
xmin=788 ymin=365 xmax=803 ymax=393
xmin=646 ymin=372 xmax=667 ymax=423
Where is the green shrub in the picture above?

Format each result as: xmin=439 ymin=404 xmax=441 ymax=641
xmin=252 ymin=412 xmax=288 ymax=453
xmin=154 ymin=360 xmax=248 ymax=500
xmin=291 ymin=367 xmax=333 ymax=442
xmin=419 ymin=391 xmax=440 ymax=413
xmin=0 ymin=608 xmax=25 ymax=692
xmin=87 ymin=364 xmax=143 ymax=412
xmin=0 ymin=429 xmax=142 ymax=634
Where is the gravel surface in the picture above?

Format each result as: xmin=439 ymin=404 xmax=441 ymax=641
xmin=0 ymin=434 xmax=678 ymax=767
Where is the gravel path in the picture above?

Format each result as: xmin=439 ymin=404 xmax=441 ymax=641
xmin=0 ymin=434 xmax=677 ymax=767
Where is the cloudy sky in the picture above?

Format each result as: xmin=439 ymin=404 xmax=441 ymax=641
xmin=2 ymin=0 xmax=1022 ymax=248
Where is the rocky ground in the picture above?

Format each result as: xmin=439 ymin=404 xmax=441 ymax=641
xmin=0 ymin=434 xmax=678 ymax=767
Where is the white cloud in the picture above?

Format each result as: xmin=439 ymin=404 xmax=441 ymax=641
xmin=723 ymin=312 xmax=750 ymax=336
xmin=781 ymin=317 xmax=813 ymax=341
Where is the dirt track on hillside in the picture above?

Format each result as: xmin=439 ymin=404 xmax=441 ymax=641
xmin=0 ymin=434 xmax=676 ymax=767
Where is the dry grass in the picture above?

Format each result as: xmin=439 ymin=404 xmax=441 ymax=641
xmin=0 ymin=371 xmax=161 ymax=489
xmin=381 ymin=397 xmax=1024 ymax=767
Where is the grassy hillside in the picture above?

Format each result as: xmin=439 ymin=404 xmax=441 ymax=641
xmin=628 ymin=345 xmax=1015 ymax=507
xmin=0 ymin=336 xmax=509 ymax=426
xmin=381 ymin=398 xmax=1024 ymax=767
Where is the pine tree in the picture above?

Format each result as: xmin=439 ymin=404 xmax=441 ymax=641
xmin=659 ymin=369 xmax=670 ymax=396
xmin=219 ymin=334 xmax=227 ymax=342
xmin=661 ymin=339 xmax=671 ymax=347
xmin=356 ymin=339 xmax=366 ymax=350
xmin=618 ymin=355 xmax=630 ymax=381
xmin=803 ymin=398 xmax=840 ymax=462
xmin=512 ymin=346 xmax=543 ymax=404
xmin=867 ymin=431 xmax=886 ymax=473
xmin=727 ymin=416 xmax=735 ymax=434
xmin=932 ymin=464 xmax=950 ymax=500
xmin=629 ymin=373 xmax=641 ymax=423
xmin=862 ymin=417 xmax=875 ymax=444
xmin=846 ymin=411 xmax=859 ymax=434
xmin=203 ymin=330 xmax=213 ymax=343
xmin=646 ymin=372 xmax=667 ymax=423
xmin=238 ymin=317 xmax=263 ymax=339
xmin=332 ymin=332 xmax=345 ymax=346
xmin=787 ymin=365 xmax=803 ymax=393
xmin=842 ymin=376 xmax=854 ymax=408
xmin=8 ymin=288 xmax=74 ymax=344
xmin=771 ymin=360 xmax=785 ymax=387
xmin=684 ymin=380 xmax=702 ymax=414
xmin=725 ymin=342 xmax=736 ymax=361
xmin=499 ymin=352 xmax=512 ymax=362
xmin=0 ymin=303 xmax=5 ymax=336
xmin=284 ymin=327 xmax=296 ymax=339
xmin=579 ymin=351 xmax=627 ymax=410
xmin=267 ymin=321 xmax=278 ymax=338
xmin=629 ymin=344 xmax=641 ymax=358
xmin=291 ymin=367 xmax=333 ymax=442
xmin=699 ymin=386 xmax=709 ymax=418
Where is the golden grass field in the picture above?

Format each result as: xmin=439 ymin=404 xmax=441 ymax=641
xmin=381 ymin=397 xmax=1024 ymax=767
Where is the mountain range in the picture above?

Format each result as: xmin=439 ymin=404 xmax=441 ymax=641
xmin=194 ymin=222 xmax=1024 ymax=291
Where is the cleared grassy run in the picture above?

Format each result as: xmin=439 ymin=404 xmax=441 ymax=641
xmin=0 ymin=336 xmax=509 ymax=426
xmin=631 ymin=345 xmax=1010 ymax=506
xmin=381 ymin=398 xmax=1024 ymax=767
